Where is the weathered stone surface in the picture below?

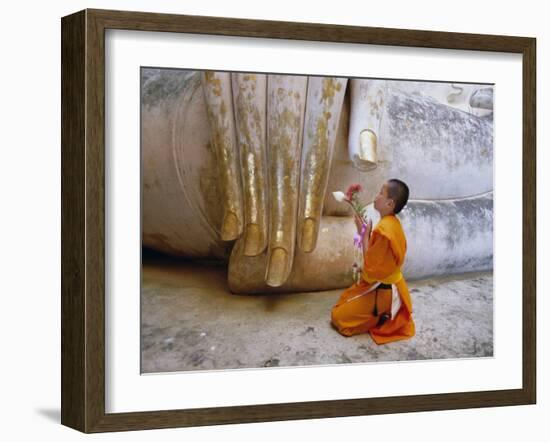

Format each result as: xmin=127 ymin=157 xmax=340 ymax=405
xmin=365 ymin=193 xmax=493 ymax=279
xmin=141 ymin=69 xmax=229 ymax=259
xmin=470 ymin=87 xmax=494 ymax=110
xmin=141 ymin=255 xmax=493 ymax=373
xmin=380 ymin=88 xmax=493 ymax=199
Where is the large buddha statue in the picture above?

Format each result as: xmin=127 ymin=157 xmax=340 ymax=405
xmin=141 ymin=69 xmax=493 ymax=294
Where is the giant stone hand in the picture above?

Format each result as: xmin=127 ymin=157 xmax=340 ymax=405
xmin=141 ymin=69 xmax=493 ymax=293
xmin=201 ymin=72 xmax=347 ymax=286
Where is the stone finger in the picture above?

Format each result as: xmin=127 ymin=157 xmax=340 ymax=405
xmin=201 ymin=71 xmax=244 ymax=241
xmin=231 ymin=73 xmax=268 ymax=256
xmin=265 ymin=74 xmax=308 ymax=287
xmin=298 ymin=76 xmax=347 ymax=253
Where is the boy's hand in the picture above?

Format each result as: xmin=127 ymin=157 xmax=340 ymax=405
xmin=354 ymin=214 xmax=372 ymax=235
xmin=354 ymin=214 xmax=364 ymax=233
xmin=365 ymin=218 xmax=373 ymax=239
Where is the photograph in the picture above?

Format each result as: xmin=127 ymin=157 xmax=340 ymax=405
xmin=55 ymin=3 xmax=537 ymax=435
xmin=140 ymin=68 xmax=494 ymax=374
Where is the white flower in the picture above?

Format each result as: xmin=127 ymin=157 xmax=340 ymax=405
xmin=332 ymin=191 xmax=346 ymax=202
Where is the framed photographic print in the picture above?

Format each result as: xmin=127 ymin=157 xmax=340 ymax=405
xmin=61 ymin=8 xmax=536 ymax=433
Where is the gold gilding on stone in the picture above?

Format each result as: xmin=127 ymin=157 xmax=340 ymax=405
xmin=202 ymin=72 xmax=243 ymax=239
xmin=303 ymin=109 xmax=331 ymax=218
xmin=266 ymin=75 xmax=308 ymax=286
xmin=244 ymin=223 xmax=263 ymax=256
xmin=203 ymin=71 xmax=222 ymax=97
xmin=232 ymin=73 xmax=267 ymax=254
xmin=321 ymin=77 xmax=342 ymax=104
xmin=299 ymin=77 xmax=347 ymax=252
xmin=300 ymin=218 xmax=317 ymax=252
xmin=221 ymin=211 xmax=240 ymax=241
xmin=266 ymin=247 xmax=288 ymax=287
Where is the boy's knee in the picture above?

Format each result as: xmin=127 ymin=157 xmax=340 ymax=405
xmin=331 ymin=306 xmax=342 ymax=327
xmin=333 ymin=322 xmax=354 ymax=337
xmin=331 ymin=307 xmax=352 ymax=337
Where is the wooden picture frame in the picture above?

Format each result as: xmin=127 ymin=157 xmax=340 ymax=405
xmin=61 ymin=8 xmax=536 ymax=433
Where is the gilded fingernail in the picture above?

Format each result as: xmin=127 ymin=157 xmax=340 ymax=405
xmin=244 ymin=224 xmax=263 ymax=256
xmin=266 ymin=248 xmax=288 ymax=287
xmin=221 ymin=212 xmax=240 ymax=241
xmin=359 ymin=129 xmax=377 ymax=163
xmin=300 ymin=218 xmax=317 ymax=253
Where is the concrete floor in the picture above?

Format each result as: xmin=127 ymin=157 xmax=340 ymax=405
xmin=141 ymin=253 xmax=493 ymax=374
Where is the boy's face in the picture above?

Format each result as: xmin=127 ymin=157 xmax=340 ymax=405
xmin=374 ymin=183 xmax=395 ymax=214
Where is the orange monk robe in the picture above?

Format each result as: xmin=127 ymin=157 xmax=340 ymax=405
xmin=331 ymin=214 xmax=415 ymax=344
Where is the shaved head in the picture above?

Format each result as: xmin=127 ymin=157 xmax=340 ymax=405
xmin=387 ymin=179 xmax=409 ymax=214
